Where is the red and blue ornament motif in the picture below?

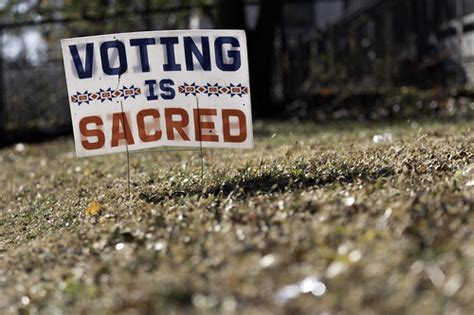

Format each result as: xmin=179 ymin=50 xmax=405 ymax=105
xmin=70 ymin=86 xmax=141 ymax=105
xmin=178 ymin=82 xmax=249 ymax=97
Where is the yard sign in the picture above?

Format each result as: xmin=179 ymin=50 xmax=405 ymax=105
xmin=61 ymin=30 xmax=253 ymax=157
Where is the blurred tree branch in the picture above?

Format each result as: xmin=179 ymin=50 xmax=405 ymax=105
xmin=1 ymin=0 xmax=285 ymax=116
xmin=0 ymin=0 xmax=214 ymax=27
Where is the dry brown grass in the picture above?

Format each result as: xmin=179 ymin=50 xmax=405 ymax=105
xmin=0 ymin=119 xmax=473 ymax=314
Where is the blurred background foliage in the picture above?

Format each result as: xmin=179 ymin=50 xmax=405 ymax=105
xmin=0 ymin=0 xmax=473 ymax=145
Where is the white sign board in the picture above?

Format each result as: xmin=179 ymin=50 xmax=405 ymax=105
xmin=61 ymin=30 xmax=253 ymax=157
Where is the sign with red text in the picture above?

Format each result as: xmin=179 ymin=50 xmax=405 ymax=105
xmin=61 ymin=30 xmax=253 ymax=157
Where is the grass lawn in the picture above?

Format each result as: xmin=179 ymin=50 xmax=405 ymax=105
xmin=0 ymin=119 xmax=473 ymax=314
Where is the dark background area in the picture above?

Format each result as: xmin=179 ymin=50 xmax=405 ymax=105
xmin=0 ymin=0 xmax=473 ymax=146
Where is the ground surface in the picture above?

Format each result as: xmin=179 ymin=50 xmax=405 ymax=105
xmin=0 ymin=119 xmax=473 ymax=315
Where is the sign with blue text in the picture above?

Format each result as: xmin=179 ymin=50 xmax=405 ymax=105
xmin=61 ymin=30 xmax=253 ymax=157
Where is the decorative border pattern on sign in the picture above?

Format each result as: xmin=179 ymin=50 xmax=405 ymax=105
xmin=70 ymin=86 xmax=141 ymax=105
xmin=178 ymin=83 xmax=249 ymax=97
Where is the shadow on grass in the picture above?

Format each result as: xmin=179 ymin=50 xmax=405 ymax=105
xmin=139 ymin=165 xmax=395 ymax=204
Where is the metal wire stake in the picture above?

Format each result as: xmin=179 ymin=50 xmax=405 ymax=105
xmin=120 ymin=100 xmax=131 ymax=199
xmin=195 ymin=96 xmax=205 ymax=189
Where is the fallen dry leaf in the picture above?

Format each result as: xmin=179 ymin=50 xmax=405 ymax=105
xmin=85 ymin=201 xmax=101 ymax=216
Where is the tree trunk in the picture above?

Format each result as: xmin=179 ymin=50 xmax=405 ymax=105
xmin=217 ymin=0 xmax=245 ymax=29
xmin=217 ymin=0 xmax=283 ymax=117
xmin=250 ymin=0 xmax=283 ymax=116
